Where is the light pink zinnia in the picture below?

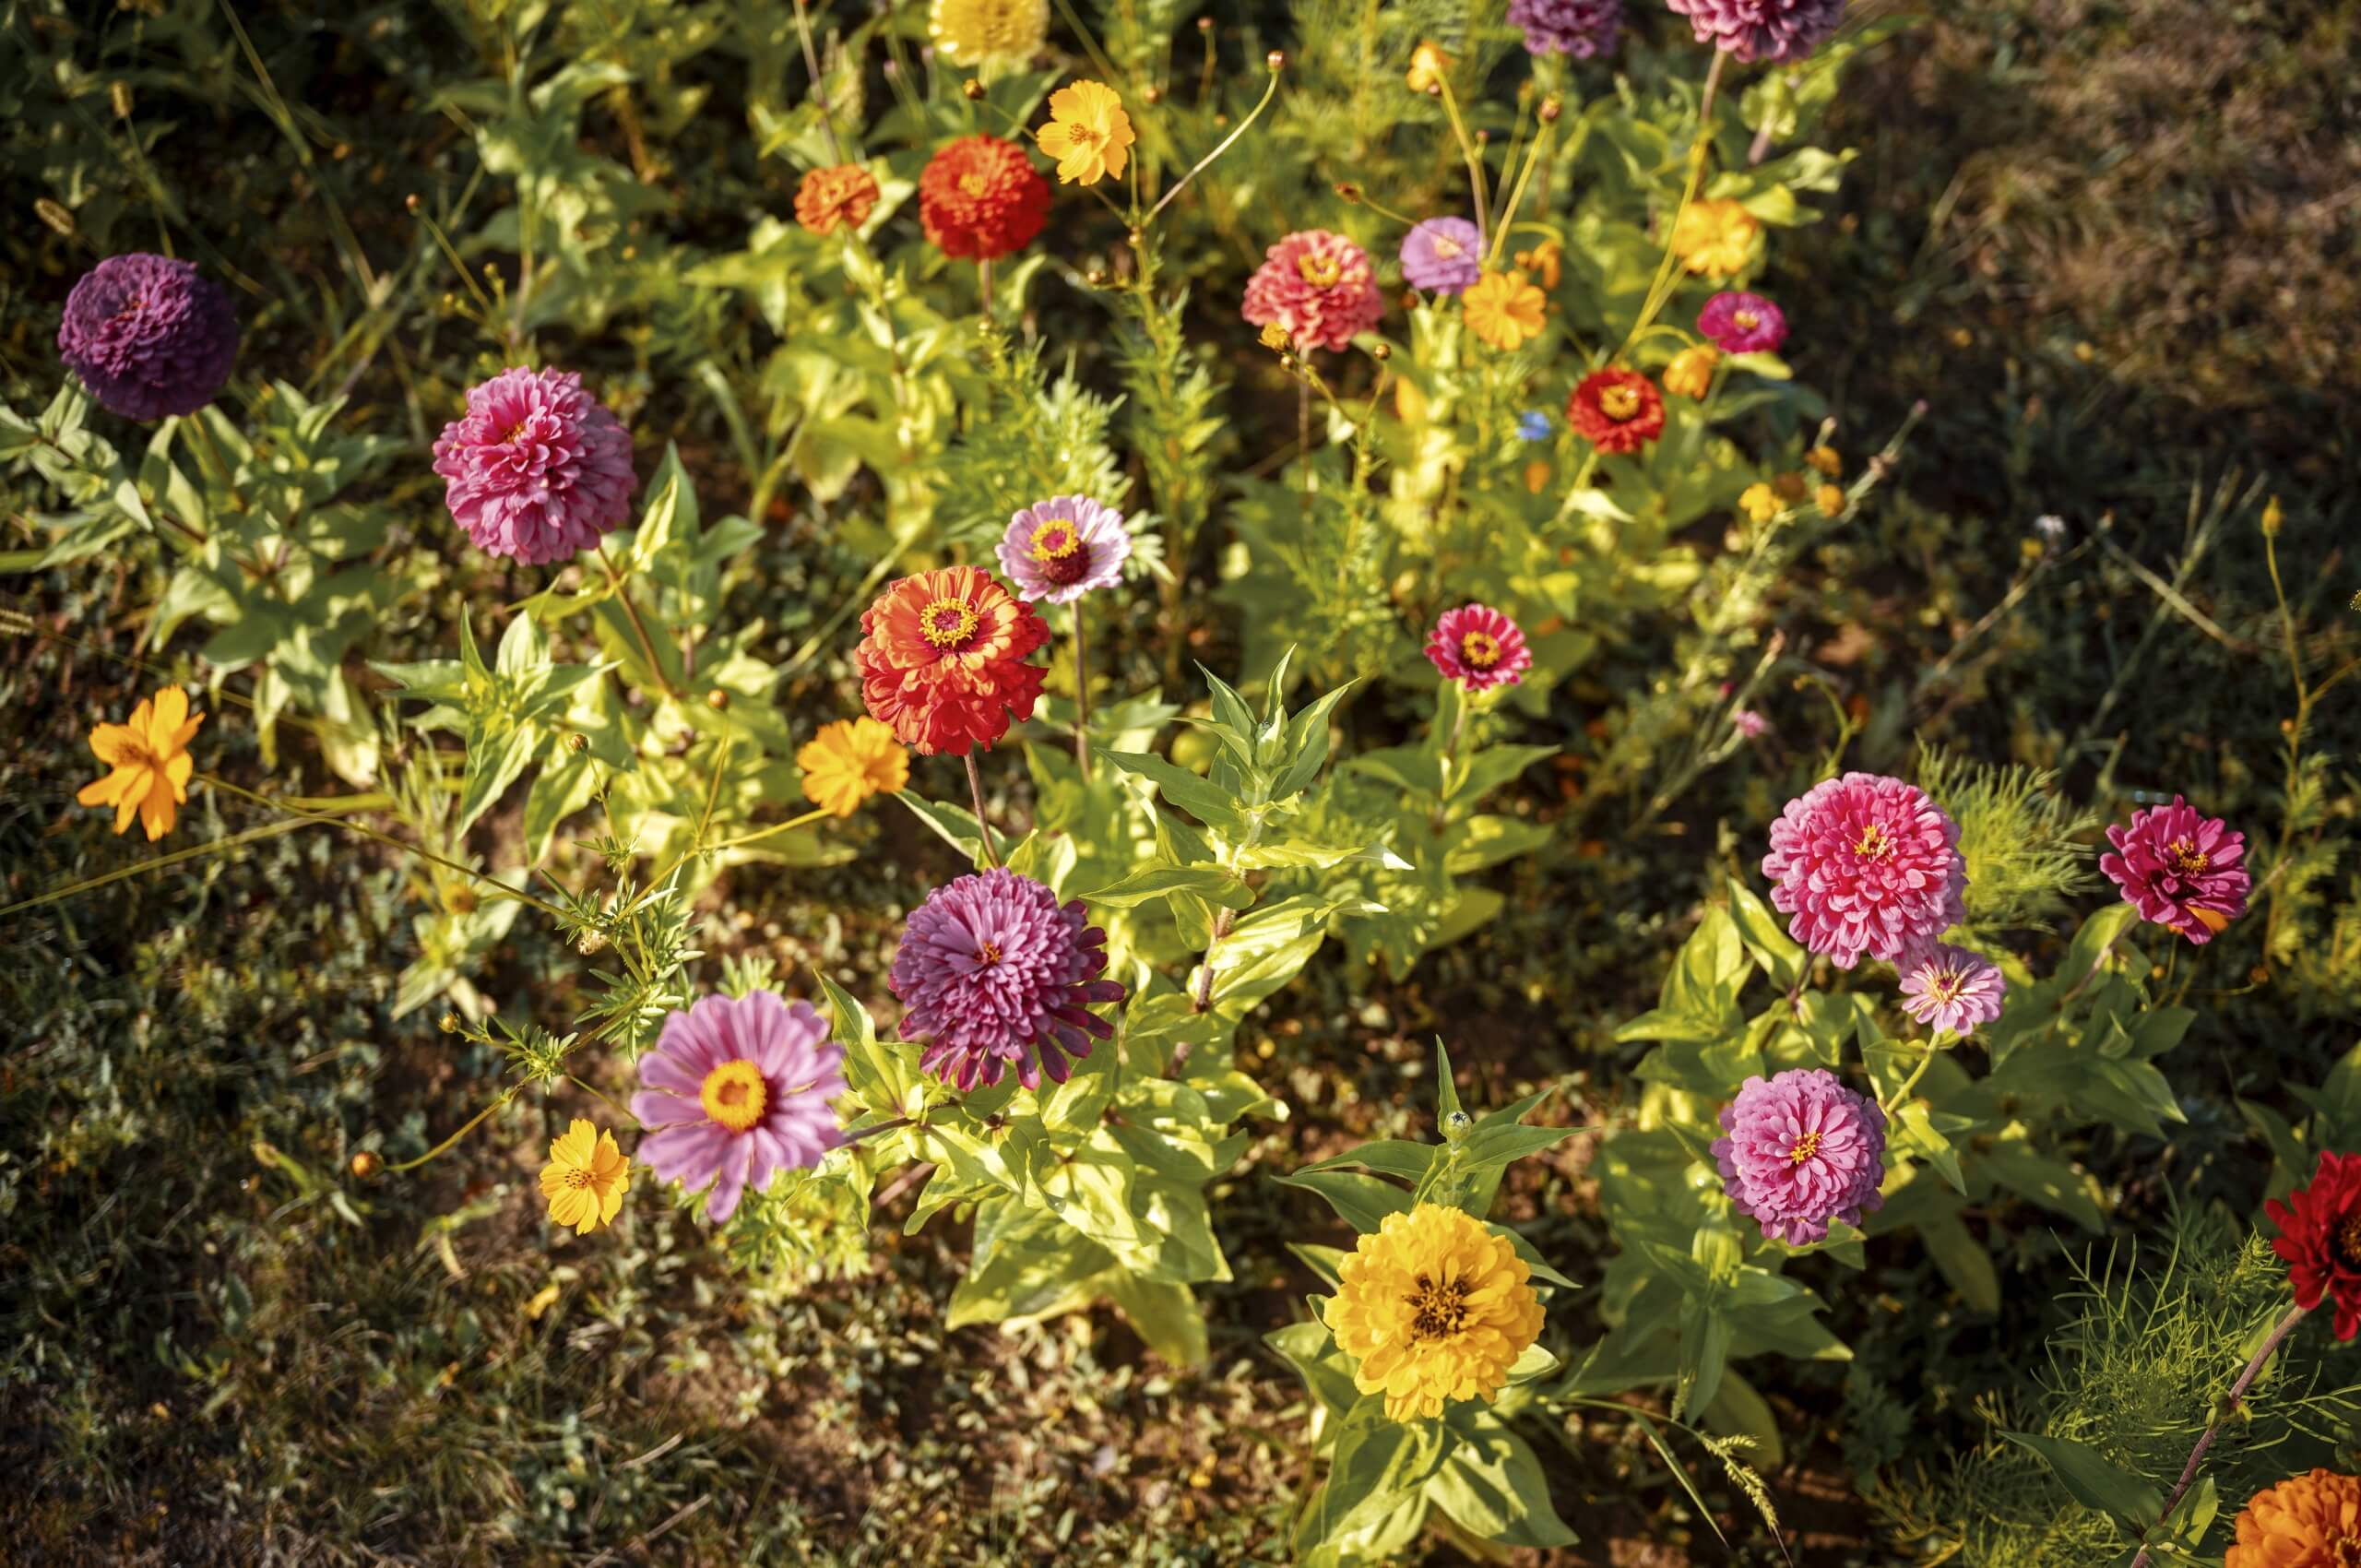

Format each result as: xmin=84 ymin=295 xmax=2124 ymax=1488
xmin=1425 ymin=603 xmax=1533 ymax=693
xmin=1897 ymin=943 xmax=2007 ymax=1037
xmin=2099 ymin=794 xmax=2250 ymax=944
xmin=1712 ymin=1069 xmax=1887 ymax=1246
xmin=995 ymin=494 xmax=1132 ymax=604
xmin=1241 ymin=230 xmax=1385 ymax=353
xmin=433 ymin=366 xmax=637 ymax=564
xmin=631 ymin=991 xmax=846 ymax=1223
xmin=1762 ymin=772 xmax=1968 ymax=969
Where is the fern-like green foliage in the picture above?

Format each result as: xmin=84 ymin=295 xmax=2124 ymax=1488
xmin=1918 ymin=746 xmax=2098 ymax=938
xmin=933 ymin=332 xmax=1132 ymax=549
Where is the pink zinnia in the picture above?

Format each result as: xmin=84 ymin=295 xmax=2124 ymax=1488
xmin=1762 ymin=772 xmax=1968 ymax=969
xmin=631 ymin=991 xmax=846 ymax=1223
xmin=1241 ymin=230 xmax=1385 ymax=354
xmin=1712 ymin=1069 xmax=1887 ymax=1245
xmin=433 ymin=366 xmax=637 ymax=564
xmin=1696 ymin=291 xmax=1787 ymax=354
xmin=2099 ymin=794 xmax=2250 ymax=944
xmin=995 ymin=494 xmax=1132 ymax=605
xmin=891 ymin=868 xmax=1126 ymax=1092
xmin=1897 ymin=943 xmax=2007 ymax=1038
xmin=1425 ymin=603 xmax=1533 ymax=693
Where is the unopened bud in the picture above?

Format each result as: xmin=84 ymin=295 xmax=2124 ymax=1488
xmin=1142 ymin=84 xmax=1162 ymax=104
xmin=1406 ymin=39 xmax=1450 ymax=93
xmin=34 ymin=197 xmax=74 ymax=237
xmin=1126 ymin=227 xmax=1143 ymax=248
xmin=1538 ymin=96 xmax=1561 ymax=123
xmin=962 ymin=77 xmax=984 ymax=101
xmin=1086 ymin=267 xmax=1109 ymax=286
xmin=438 ymin=1012 xmax=462 ymax=1035
xmin=1334 ymin=182 xmax=1362 ymax=203
xmin=1266 ymin=49 xmax=1285 ymax=71
xmin=1196 ymin=13 xmax=1212 ymax=27
xmin=576 ymin=928 xmax=609 ymax=956
xmin=405 ymin=193 xmax=421 ymax=213
xmin=1370 ymin=342 xmax=1392 ymax=362
xmin=2262 ymin=494 xmax=2284 ymax=538
xmin=566 ymin=731 xmax=588 ymax=754
xmin=350 ymin=1151 xmax=381 ymax=1179
xmin=706 ymin=687 xmax=730 ymax=711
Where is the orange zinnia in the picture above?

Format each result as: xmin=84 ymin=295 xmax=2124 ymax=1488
xmin=794 ymin=164 xmax=881 ymax=236
xmin=853 ymin=566 xmax=1049 ymax=755
xmin=2226 ymin=1469 xmax=2361 ymax=1568
xmin=77 ymin=686 xmax=204 ymax=840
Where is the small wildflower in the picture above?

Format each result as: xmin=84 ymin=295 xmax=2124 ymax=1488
xmin=1426 ymin=603 xmax=1534 ymax=693
xmin=1325 ymin=1205 xmax=1544 ymax=1422
xmin=538 ymin=1119 xmax=630 ymax=1235
xmin=1897 ymin=944 xmax=2008 ymax=1038
xmin=1670 ymin=198 xmax=1760 ymax=279
xmin=798 ymin=717 xmax=910 ymax=817
xmin=1806 ymin=445 xmax=1842 ymax=478
xmin=77 ymin=686 xmax=204 ymax=840
xmin=1663 ymin=344 xmax=1719 ymax=399
xmin=1524 ymin=458 xmax=1551 ymax=493
xmin=1462 ymin=270 xmax=1547 ymax=351
xmin=1697 ymin=290 xmax=1787 ymax=353
xmin=1815 ymin=483 xmax=1845 ymax=517
xmin=1406 ymin=40 xmax=1451 ymax=93
xmin=1515 ymin=410 xmax=1553 ymax=442
xmin=1738 ymin=482 xmax=1780 ymax=523
xmin=1035 ymin=80 xmax=1134 ymax=186
xmin=2034 ymin=513 xmax=2067 ymax=540
xmin=1259 ymin=323 xmax=1291 ymax=351
xmin=1732 ymin=708 xmax=1768 ymax=739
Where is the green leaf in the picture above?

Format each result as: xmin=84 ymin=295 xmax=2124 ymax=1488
xmin=1726 ymin=875 xmax=1804 ymax=990
xmin=1098 ymin=747 xmax=1246 ymax=832
xmin=1276 ymin=1170 xmax=1414 ymax=1234
xmin=1102 ymin=1272 xmax=1209 ymax=1368
xmin=894 ymin=790 xmax=989 ymax=864
xmin=1998 ymin=1431 xmax=2164 ymax=1532
xmin=1270 ymin=677 xmax=1360 ymax=800
xmin=1424 ymin=1412 xmax=1576 ymax=1547
xmin=1918 ymin=1211 xmax=2001 ymax=1313
xmin=1074 ymin=862 xmax=1252 ymax=909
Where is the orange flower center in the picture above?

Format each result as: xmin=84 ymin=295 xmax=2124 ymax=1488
xmin=1854 ymin=823 xmax=1893 ymax=861
xmin=1789 ymin=1131 xmax=1822 ymax=1165
xmin=920 ymin=596 xmax=981 ymax=648
xmin=561 ymin=1167 xmax=597 ymax=1191
xmin=978 ymin=940 xmax=1003 ymax=966
xmin=1733 ymin=309 xmax=1759 ymax=330
xmin=2337 ymin=1214 xmax=2361 ymax=1268
xmin=1462 ymin=631 xmax=1501 ymax=668
xmin=1597 ymin=384 xmax=1642 ymax=421
xmin=2167 ymin=837 xmax=2210 ymax=878
xmin=1297 ymin=252 xmax=1343 ymax=288
xmin=1404 ymin=1272 xmax=1471 ymax=1340
xmin=1065 ymin=121 xmax=1104 ymax=150
xmin=959 ymin=172 xmax=989 ymax=197
xmin=698 ymin=1060 xmax=768 ymax=1134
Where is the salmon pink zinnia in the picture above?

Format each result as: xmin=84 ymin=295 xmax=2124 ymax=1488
xmin=1241 ymin=230 xmax=1385 ymax=353
xmin=1762 ymin=772 xmax=1967 ymax=968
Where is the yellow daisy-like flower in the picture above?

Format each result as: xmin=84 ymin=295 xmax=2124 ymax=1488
xmin=1406 ymin=40 xmax=1451 ymax=94
xmin=1806 ymin=444 xmax=1843 ymax=478
xmin=1513 ymin=239 xmax=1561 ymax=290
xmin=1738 ymin=482 xmax=1781 ymax=523
xmin=1461 ymin=270 xmax=1547 ymax=352
xmin=1664 ymin=344 xmax=1720 ymax=399
xmin=798 ymin=716 xmax=910 ymax=817
xmin=77 ymin=686 xmax=204 ymax=841
xmin=1036 ymin=80 xmax=1134 ymax=186
xmin=1326 ymin=1204 xmax=1544 ymax=1422
xmin=538 ymin=1119 xmax=630 ymax=1235
xmin=1670 ymin=198 xmax=1761 ymax=279
xmin=929 ymin=0 xmax=1047 ymax=71
xmin=2225 ymin=1468 xmax=2361 ymax=1568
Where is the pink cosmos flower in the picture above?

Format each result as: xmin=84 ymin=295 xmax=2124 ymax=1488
xmin=1712 ymin=1069 xmax=1887 ymax=1245
xmin=1762 ymin=772 xmax=1968 ymax=968
xmin=631 ymin=991 xmax=847 ymax=1223
xmin=1241 ymin=230 xmax=1385 ymax=353
xmin=995 ymin=494 xmax=1132 ymax=605
xmin=433 ymin=366 xmax=637 ymax=564
xmin=2099 ymin=794 xmax=2250 ymax=944
xmin=1425 ymin=603 xmax=1533 ymax=693
xmin=1696 ymin=291 xmax=1787 ymax=354
xmin=1897 ymin=943 xmax=2008 ymax=1038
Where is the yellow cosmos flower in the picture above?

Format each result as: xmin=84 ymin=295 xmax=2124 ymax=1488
xmin=77 ymin=686 xmax=204 ymax=840
xmin=1670 ymin=198 xmax=1761 ymax=279
xmin=1738 ymin=482 xmax=1780 ymax=523
xmin=798 ymin=716 xmax=910 ymax=817
xmin=1513 ymin=239 xmax=1561 ymax=291
xmin=929 ymin=0 xmax=1047 ymax=70
xmin=2226 ymin=1469 xmax=2361 ymax=1568
xmin=1806 ymin=444 xmax=1843 ymax=477
xmin=1036 ymin=80 xmax=1134 ymax=186
xmin=1406 ymin=40 xmax=1451 ymax=94
xmin=539 ymin=1119 xmax=630 ymax=1235
xmin=1462 ymin=270 xmax=1546 ymax=352
xmin=1326 ymin=1204 xmax=1544 ymax=1422
xmin=1664 ymin=344 xmax=1720 ymax=399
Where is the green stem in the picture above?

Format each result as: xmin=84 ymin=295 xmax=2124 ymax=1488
xmin=1144 ymin=62 xmax=1283 ymax=229
xmin=965 ymin=752 xmax=1002 ymax=868
xmin=597 ymin=541 xmax=681 ymax=698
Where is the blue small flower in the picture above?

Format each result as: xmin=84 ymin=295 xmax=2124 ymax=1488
xmin=1515 ymin=410 xmax=1552 ymax=442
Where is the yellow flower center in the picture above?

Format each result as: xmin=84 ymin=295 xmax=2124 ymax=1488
xmin=561 ymin=1166 xmax=597 ymax=1190
xmin=504 ymin=422 xmax=528 ymax=444
xmin=1598 ymin=384 xmax=1642 ymax=421
xmin=1462 ymin=631 xmax=1501 ymax=668
xmin=920 ymin=596 xmax=980 ymax=648
xmin=958 ymin=172 xmax=989 ymax=197
xmin=1922 ymin=967 xmax=1964 ymax=1004
xmin=978 ymin=940 xmax=1002 ymax=965
xmin=1297 ymin=252 xmax=1343 ymax=289
xmin=2167 ymin=837 xmax=2210 ymax=878
xmin=1789 ymin=1131 xmax=1822 ymax=1165
xmin=1030 ymin=520 xmax=1081 ymax=562
xmin=1854 ymin=823 xmax=1892 ymax=860
xmin=699 ymin=1060 xmax=769 ymax=1134
xmin=1432 ymin=235 xmax=1462 ymax=260
xmin=1404 ymin=1273 xmax=1472 ymax=1341
xmin=1733 ymin=309 xmax=1759 ymax=330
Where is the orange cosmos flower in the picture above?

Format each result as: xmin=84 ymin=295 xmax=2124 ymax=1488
xmin=78 ymin=686 xmax=204 ymax=840
xmin=854 ymin=566 xmax=1050 ymax=755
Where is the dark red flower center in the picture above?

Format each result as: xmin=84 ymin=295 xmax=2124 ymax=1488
xmin=2337 ymin=1212 xmax=2361 ymax=1269
xmin=1028 ymin=518 xmax=1090 ymax=585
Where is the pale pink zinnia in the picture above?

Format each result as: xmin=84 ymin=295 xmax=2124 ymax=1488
xmin=433 ymin=366 xmax=637 ymax=564
xmin=631 ymin=991 xmax=846 ymax=1222
xmin=1712 ymin=1069 xmax=1887 ymax=1245
xmin=1762 ymin=772 xmax=1967 ymax=969
xmin=1425 ymin=603 xmax=1533 ymax=693
xmin=1241 ymin=230 xmax=1385 ymax=353
xmin=1897 ymin=943 xmax=2007 ymax=1038
xmin=2099 ymin=794 xmax=2250 ymax=944
xmin=995 ymin=494 xmax=1132 ymax=604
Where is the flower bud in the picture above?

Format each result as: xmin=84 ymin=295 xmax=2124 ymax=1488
xmin=1538 ymin=96 xmax=1561 ymax=124
xmin=1142 ymin=84 xmax=1162 ymax=104
xmin=962 ymin=77 xmax=985 ymax=101
xmin=1406 ymin=40 xmax=1450 ymax=93
xmin=1086 ymin=267 xmax=1109 ymax=287
xmin=438 ymin=1012 xmax=462 ymax=1035
xmin=706 ymin=687 xmax=730 ymax=711
xmin=566 ymin=731 xmax=588 ymax=754
xmin=1370 ymin=341 xmax=1391 ymax=362
xmin=350 ymin=1151 xmax=381 ymax=1179
xmin=1266 ymin=49 xmax=1285 ymax=71
xmin=111 ymin=81 xmax=134 ymax=120
xmin=1334 ymin=182 xmax=1362 ymax=204
xmin=405 ymin=193 xmax=421 ymax=213
xmin=34 ymin=198 xmax=74 ymax=237
xmin=2262 ymin=494 xmax=2284 ymax=538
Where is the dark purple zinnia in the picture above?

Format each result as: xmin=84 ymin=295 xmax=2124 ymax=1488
xmin=890 ymin=868 xmax=1126 ymax=1092
xmin=1507 ymin=0 xmax=1624 ymax=58
xmin=56 ymin=254 xmax=239 ymax=422
xmin=1662 ymin=0 xmax=1845 ymax=64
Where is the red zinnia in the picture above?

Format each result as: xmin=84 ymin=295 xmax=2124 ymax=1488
xmin=919 ymin=136 xmax=1050 ymax=261
xmin=854 ymin=566 xmax=1050 ymax=755
xmin=2266 ymin=1149 xmax=2361 ymax=1340
xmin=1566 ymin=368 xmax=1665 ymax=455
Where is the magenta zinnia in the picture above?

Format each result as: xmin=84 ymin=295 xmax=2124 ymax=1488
xmin=890 ymin=868 xmax=1125 ymax=1091
xmin=1762 ymin=772 xmax=1967 ymax=969
xmin=995 ymin=494 xmax=1132 ymax=604
xmin=1897 ymin=943 xmax=2007 ymax=1038
xmin=631 ymin=991 xmax=847 ymax=1222
xmin=1425 ymin=603 xmax=1533 ymax=693
xmin=1712 ymin=1069 xmax=1887 ymax=1245
xmin=433 ymin=367 xmax=638 ymax=564
xmin=1696 ymin=290 xmax=1788 ymax=354
xmin=2098 ymin=794 xmax=2250 ymax=945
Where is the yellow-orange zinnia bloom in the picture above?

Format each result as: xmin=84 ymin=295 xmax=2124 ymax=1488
xmin=1326 ymin=1204 xmax=1544 ymax=1422
xmin=930 ymin=0 xmax=1046 ymax=68
xmin=2225 ymin=1468 xmax=2361 ymax=1568
xmin=794 ymin=164 xmax=881 ymax=236
xmin=77 ymin=686 xmax=203 ymax=840
xmin=798 ymin=716 xmax=910 ymax=816
xmin=539 ymin=1119 xmax=630 ymax=1235
xmin=1670 ymin=198 xmax=1761 ymax=279
xmin=1462 ymin=270 xmax=1546 ymax=352
xmin=1664 ymin=344 xmax=1720 ymax=399
xmin=1035 ymin=80 xmax=1133 ymax=186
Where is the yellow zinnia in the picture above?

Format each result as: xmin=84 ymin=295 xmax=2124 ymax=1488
xmin=1462 ymin=270 xmax=1546 ymax=352
xmin=1664 ymin=344 xmax=1720 ymax=399
xmin=1815 ymin=483 xmax=1846 ymax=517
xmin=77 ymin=685 xmax=204 ymax=840
xmin=2226 ymin=1469 xmax=2361 ymax=1568
xmin=798 ymin=716 xmax=910 ymax=817
xmin=1325 ymin=1204 xmax=1544 ymax=1422
xmin=538 ymin=1119 xmax=630 ymax=1235
xmin=1670 ymin=198 xmax=1761 ymax=279
xmin=1035 ymin=80 xmax=1133 ymax=186
xmin=929 ymin=0 xmax=1047 ymax=70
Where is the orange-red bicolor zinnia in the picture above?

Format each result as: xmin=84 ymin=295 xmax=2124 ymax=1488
xmin=853 ymin=566 xmax=1049 ymax=755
